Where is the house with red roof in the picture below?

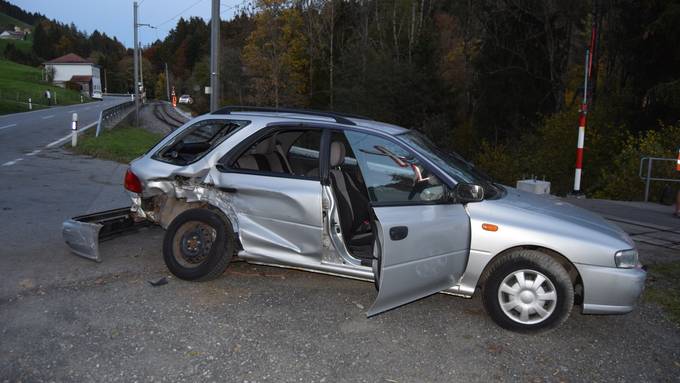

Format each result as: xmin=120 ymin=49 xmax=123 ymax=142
xmin=43 ymin=53 xmax=103 ymax=99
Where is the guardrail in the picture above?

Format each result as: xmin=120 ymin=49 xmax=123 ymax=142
xmin=95 ymin=100 xmax=134 ymax=137
xmin=103 ymin=93 xmax=134 ymax=98
xmin=639 ymin=156 xmax=680 ymax=202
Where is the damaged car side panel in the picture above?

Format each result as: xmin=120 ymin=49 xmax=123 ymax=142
xmin=212 ymin=172 xmax=323 ymax=262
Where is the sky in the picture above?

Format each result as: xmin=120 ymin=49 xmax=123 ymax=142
xmin=9 ymin=0 xmax=246 ymax=48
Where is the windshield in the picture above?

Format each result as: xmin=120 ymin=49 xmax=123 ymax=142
xmin=400 ymin=131 xmax=504 ymax=199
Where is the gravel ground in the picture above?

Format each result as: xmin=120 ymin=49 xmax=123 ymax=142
xmin=1 ymin=230 xmax=680 ymax=382
xmin=135 ymin=101 xmax=188 ymax=136
xmin=1 ymin=150 xmax=680 ymax=382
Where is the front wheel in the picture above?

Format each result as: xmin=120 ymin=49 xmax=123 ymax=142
xmin=482 ymin=250 xmax=574 ymax=333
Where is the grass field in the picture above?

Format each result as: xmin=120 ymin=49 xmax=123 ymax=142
xmin=0 ymin=98 xmax=45 ymax=114
xmin=0 ymin=38 xmax=32 ymax=57
xmin=0 ymin=12 xmax=33 ymax=56
xmin=70 ymin=125 xmax=163 ymax=163
xmin=0 ymin=59 xmax=85 ymax=115
xmin=0 ymin=12 xmax=32 ymax=29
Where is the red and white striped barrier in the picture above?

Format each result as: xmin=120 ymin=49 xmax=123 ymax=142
xmin=573 ymin=111 xmax=587 ymax=191
xmin=572 ymin=19 xmax=597 ymax=194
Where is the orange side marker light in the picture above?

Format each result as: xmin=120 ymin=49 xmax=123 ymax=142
xmin=482 ymin=223 xmax=498 ymax=232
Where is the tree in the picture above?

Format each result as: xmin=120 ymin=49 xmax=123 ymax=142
xmin=32 ymin=21 xmax=54 ymax=59
xmin=155 ymin=72 xmax=167 ymax=101
xmin=55 ymin=35 xmax=75 ymax=57
xmin=243 ymin=0 xmax=309 ymax=107
xmin=472 ymin=0 xmax=586 ymax=143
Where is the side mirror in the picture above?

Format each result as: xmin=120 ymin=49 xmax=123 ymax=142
xmin=452 ymin=183 xmax=484 ymax=204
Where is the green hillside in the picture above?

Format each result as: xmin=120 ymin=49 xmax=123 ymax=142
xmin=0 ymin=59 xmax=86 ymax=115
xmin=0 ymin=12 xmax=33 ymax=59
xmin=0 ymin=37 xmax=31 ymax=56
xmin=0 ymin=11 xmax=31 ymax=29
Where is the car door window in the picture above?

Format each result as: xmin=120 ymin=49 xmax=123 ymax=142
xmin=153 ymin=119 xmax=249 ymax=165
xmin=345 ymin=131 xmax=446 ymax=204
xmin=287 ymin=130 xmax=322 ymax=177
xmin=230 ymin=129 xmax=322 ymax=179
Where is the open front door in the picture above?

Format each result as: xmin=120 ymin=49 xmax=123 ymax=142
xmin=368 ymin=204 xmax=470 ymax=316
xmin=340 ymin=130 xmax=470 ymax=316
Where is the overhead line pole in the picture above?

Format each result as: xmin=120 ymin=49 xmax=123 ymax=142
xmin=133 ymin=4 xmax=156 ymax=123
xmin=133 ymin=1 xmax=140 ymax=126
xmin=165 ymin=63 xmax=170 ymax=101
xmin=210 ymin=0 xmax=220 ymax=112
xmin=138 ymin=43 xmax=144 ymax=96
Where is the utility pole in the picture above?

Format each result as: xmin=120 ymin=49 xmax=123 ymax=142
xmin=140 ymin=41 xmax=144 ymax=101
xmin=133 ymin=3 xmax=154 ymax=125
xmin=210 ymin=0 xmax=220 ymax=112
xmin=165 ymin=62 xmax=170 ymax=101
xmin=133 ymin=1 xmax=139 ymax=126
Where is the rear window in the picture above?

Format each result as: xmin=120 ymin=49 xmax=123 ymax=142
xmin=152 ymin=119 xmax=249 ymax=165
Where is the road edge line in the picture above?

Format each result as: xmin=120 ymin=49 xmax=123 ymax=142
xmin=46 ymin=121 xmax=98 ymax=148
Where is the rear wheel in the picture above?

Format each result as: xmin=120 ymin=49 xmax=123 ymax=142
xmin=163 ymin=208 xmax=235 ymax=281
xmin=482 ymin=250 xmax=574 ymax=333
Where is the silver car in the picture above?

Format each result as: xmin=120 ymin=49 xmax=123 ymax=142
xmin=63 ymin=107 xmax=646 ymax=332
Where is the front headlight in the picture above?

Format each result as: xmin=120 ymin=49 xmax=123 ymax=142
xmin=615 ymin=249 xmax=639 ymax=268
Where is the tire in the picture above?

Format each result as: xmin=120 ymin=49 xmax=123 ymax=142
xmin=482 ymin=249 xmax=574 ymax=333
xmin=162 ymin=208 xmax=235 ymax=281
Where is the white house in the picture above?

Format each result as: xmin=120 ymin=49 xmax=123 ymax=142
xmin=43 ymin=53 xmax=102 ymax=99
xmin=0 ymin=26 xmax=29 ymax=40
xmin=0 ymin=30 xmax=24 ymax=40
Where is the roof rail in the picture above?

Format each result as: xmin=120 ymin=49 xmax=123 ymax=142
xmin=212 ymin=106 xmax=360 ymax=126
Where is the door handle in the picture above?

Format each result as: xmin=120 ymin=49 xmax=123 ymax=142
xmin=389 ymin=226 xmax=408 ymax=241
xmin=217 ymin=187 xmax=237 ymax=193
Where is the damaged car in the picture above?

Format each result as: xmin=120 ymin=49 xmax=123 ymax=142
xmin=63 ymin=107 xmax=646 ymax=332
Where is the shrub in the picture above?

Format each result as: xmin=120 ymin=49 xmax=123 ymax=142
xmin=474 ymin=141 xmax=521 ymax=186
xmin=593 ymin=122 xmax=680 ymax=201
xmin=470 ymin=107 xmax=635 ymax=196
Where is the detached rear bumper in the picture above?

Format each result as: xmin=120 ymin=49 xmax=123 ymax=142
xmin=62 ymin=207 xmax=151 ymax=262
xmin=578 ymin=263 xmax=647 ymax=315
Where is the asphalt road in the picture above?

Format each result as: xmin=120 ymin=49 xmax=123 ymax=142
xmin=0 ymin=133 xmax=679 ymax=381
xmin=0 ymin=96 xmax=129 ymax=165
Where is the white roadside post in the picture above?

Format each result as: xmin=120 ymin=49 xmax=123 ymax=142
xmin=71 ymin=113 xmax=78 ymax=147
xmin=28 ymin=97 xmax=32 ymax=110
xmin=80 ymin=95 xmax=83 ymax=103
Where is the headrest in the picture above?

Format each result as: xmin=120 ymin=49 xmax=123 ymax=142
xmin=330 ymin=141 xmax=346 ymax=167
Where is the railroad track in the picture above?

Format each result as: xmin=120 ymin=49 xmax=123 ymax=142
xmin=608 ymin=217 xmax=680 ymax=250
xmin=153 ymin=102 xmax=186 ymax=130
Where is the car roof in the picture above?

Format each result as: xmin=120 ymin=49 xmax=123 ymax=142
xmin=347 ymin=117 xmax=410 ymax=135
xmin=210 ymin=107 xmax=409 ymax=136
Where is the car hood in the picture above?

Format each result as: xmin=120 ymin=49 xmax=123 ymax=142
xmin=489 ymin=187 xmax=634 ymax=247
